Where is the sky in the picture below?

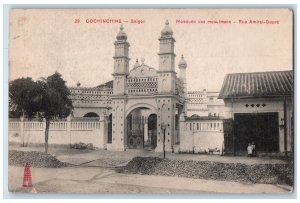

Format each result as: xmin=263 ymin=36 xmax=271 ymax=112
xmin=9 ymin=8 xmax=293 ymax=92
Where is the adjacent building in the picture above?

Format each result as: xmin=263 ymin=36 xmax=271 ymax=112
xmin=218 ymin=70 xmax=293 ymax=154
xmin=186 ymin=90 xmax=226 ymax=118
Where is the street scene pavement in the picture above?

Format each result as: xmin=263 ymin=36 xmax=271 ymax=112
xmin=8 ymin=146 xmax=292 ymax=194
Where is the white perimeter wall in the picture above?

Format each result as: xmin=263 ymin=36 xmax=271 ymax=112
xmin=9 ymin=119 xmax=107 ymax=149
xmin=179 ymin=119 xmax=224 ymax=154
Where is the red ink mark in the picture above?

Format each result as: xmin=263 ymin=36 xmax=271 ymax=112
xmin=85 ymin=19 xmax=122 ymax=23
xmin=23 ymin=162 xmax=32 ymax=187
xmin=74 ymin=19 xmax=81 ymax=23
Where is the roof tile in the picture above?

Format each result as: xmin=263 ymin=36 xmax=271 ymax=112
xmin=218 ymin=70 xmax=292 ymax=99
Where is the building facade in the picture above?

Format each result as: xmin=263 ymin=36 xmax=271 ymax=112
xmin=68 ymin=21 xmax=188 ymax=152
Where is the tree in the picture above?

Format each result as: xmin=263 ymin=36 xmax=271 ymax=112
xmin=9 ymin=72 xmax=73 ymax=153
xmin=39 ymin=72 xmax=73 ymax=153
xmin=9 ymin=77 xmax=42 ymax=119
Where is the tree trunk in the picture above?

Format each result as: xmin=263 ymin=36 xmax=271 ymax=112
xmin=45 ymin=119 xmax=50 ymax=153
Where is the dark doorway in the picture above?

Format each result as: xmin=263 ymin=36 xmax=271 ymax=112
xmin=107 ymin=114 xmax=112 ymax=143
xmin=223 ymin=119 xmax=234 ymax=154
xmin=148 ymin=114 xmax=157 ymax=149
xmin=234 ymin=113 xmax=279 ymax=153
xmin=127 ymin=114 xmax=144 ymax=149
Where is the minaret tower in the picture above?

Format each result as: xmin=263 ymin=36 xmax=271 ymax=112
xmin=178 ymin=54 xmax=188 ymax=115
xmin=113 ymin=24 xmax=130 ymax=95
xmin=157 ymin=20 xmax=176 ymax=93
xmin=111 ymin=25 xmax=129 ymax=151
xmin=156 ymin=20 xmax=177 ymax=153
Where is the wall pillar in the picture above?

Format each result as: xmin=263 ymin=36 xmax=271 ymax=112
xmin=110 ymin=98 xmax=126 ymax=151
xmin=20 ymin=116 xmax=24 ymax=147
xmin=67 ymin=115 xmax=72 ymax=147
xmin=100 ymin=113 xmax=108 ymax=149
xmin=156 ymin=98 xmax=175 ymax=153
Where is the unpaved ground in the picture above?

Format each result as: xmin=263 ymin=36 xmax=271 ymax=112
xmin=7 ymin=146 xmax=292 ymax=194
xmin=8 ymin=166 xmax=292 ymax=194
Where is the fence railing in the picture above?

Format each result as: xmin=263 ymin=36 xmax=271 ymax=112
xmin=71 ymin=121 xmax=101 ymax=130
xmin=184 ymin=120 xmax=223 ymax=132
xmin=24 ymin=122 xmax=44 ymax=131
xmin=9 ymin=122 xmax=20 ymax=131
xmin=9 ymin=120 xmax=102 ymax=131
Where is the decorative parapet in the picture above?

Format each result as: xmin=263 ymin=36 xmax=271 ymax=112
xmin=127 ymin=77 xmax=158 ymax=95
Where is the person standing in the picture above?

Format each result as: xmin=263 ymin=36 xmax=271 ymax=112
xmin=247 ymin=143 xmax=253 ymax=157
xmin=251 ymin=141 xmax=256 ymax=157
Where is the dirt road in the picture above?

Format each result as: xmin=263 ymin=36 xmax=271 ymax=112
xmin=8 ymin=166 xmax=291 ymax=194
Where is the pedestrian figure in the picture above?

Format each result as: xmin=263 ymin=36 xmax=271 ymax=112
xmin=247 ymin=143 xmax=253 ymax=157
xmin=251 ymin=141 xmax=256 ymax=157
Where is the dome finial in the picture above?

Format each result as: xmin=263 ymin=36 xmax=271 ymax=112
xmin=116 ymin=24 xmax=127 ymax=40
xmin=161 ymin=20 xmax=173 ymax=37
xmin=178 ymin=54 xmax=187 ymax=67
xmin=141 ymin=58 xmax=145 ymax=64
xmin=134 ymin=58 xmax=140 ymax=68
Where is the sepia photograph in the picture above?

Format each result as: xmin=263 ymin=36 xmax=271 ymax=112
xmin=7 ymin=8 xmax=294 ymax=195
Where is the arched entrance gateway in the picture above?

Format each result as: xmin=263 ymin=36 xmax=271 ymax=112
xmin=126 ymin=108 xmax=157 ymax=149
xmin=108 ymin=21 xmax=187 ymax=152
xmin=124 ymin=103 xmax=158 ymax=150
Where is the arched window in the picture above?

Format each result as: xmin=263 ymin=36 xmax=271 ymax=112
xmin=83 ymin=112 xmax=100 ymax=117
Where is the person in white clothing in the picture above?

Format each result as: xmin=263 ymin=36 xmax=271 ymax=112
xmin=247 ymin=143 xmax=253 ymax=157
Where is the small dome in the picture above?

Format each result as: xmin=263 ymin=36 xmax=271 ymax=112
xmin=161 ymin=20 xmax=173 ymax=37
xmin=178 ymin=55 xmax=187 ymax=67
xmin=116 ymin=24 xmax=127 ymax=41
xmin=134 ymin=59 xmax=140 ymax=68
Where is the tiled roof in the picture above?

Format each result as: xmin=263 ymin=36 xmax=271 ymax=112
xmin=69 ymin=80 xmax=113 ymax=91
xmin=218 ymin=70 xmax=292 ymax=99
xmin=95 ymin=80 xmax=113 ymax=89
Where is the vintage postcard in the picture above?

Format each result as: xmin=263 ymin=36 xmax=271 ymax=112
xmin=8 ymin=8 xmax=294 ymax=194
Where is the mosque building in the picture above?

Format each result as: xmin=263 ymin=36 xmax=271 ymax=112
xmin=68 ymin=21 xmax=225 ymax=152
